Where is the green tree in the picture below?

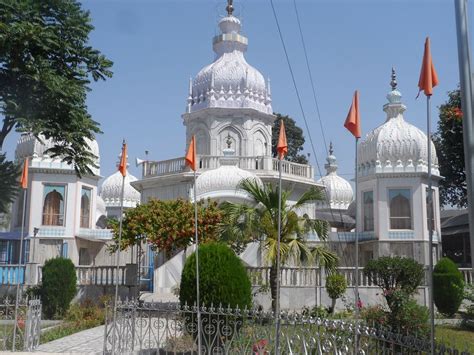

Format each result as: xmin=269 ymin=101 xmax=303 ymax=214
xmin=221 ymin=178 xmax=338 ymax=311
xmin=272 ymin=113 xmax=308 ymax=164
xmin=0 ymin=0 xmax=113 ymax=176
xmin=433 ymin=89 xmax=466 ymax=207
xmin=0 ymin=153 xmax=19 ymax=214
xmin=112 ymin=199 xmax=224 ymax=253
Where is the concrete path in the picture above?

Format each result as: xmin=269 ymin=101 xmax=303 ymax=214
xmin=34 ymin=325 xmax=105 ymax=354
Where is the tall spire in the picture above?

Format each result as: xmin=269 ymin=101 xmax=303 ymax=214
xmin=226 ymin=0 xmax=234 ymax=16
xmin=384 ymin=67 xmax=406 ymax=119
xmin=325 ymin=142 xmax=338 ymax=175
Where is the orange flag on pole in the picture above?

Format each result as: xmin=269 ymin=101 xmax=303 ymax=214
xmin=344 ymin=90 xmax=361 ymax=138
xmin=277 ymin=120 xmax=288 ymax=160
xmin=185 ymin=136 xmax=197 ymax=171
xmin=20 ymin=157 xmax=28 ymax=189
xmin=418 ymin=37 xmax=439 ymax=97
xmin=118 ymin=140 xmax=127 ymax=177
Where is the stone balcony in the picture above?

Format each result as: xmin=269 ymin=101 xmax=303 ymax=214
xmin=140 ymin=155 xmax=315 ymax=182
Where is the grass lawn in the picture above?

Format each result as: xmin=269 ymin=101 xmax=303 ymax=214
xmin=436 ymin=325 xmax=474 ymax=353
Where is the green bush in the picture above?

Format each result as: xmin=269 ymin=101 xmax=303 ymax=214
xmin=364 ymin=257 xmax=424 ymax=312
xmin=302 ymin=305 xmax=329 ymax=319
xmin=40 ymin=257 xmax=77 ymax=319
xmin=179 ymin=243 xmax=251 ymax=309
xmin=389 ymin=299 xmax=429 ymax=337
xmin=433 ymin=257 xmax=464 ymax=317
xmin=326 ymin=273 xmax=347 ymax=313
xmin=361 ymin=305 xmax=388 ymax=327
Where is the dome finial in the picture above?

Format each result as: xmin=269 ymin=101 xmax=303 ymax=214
xmin=226 ymin=133 xmax=232 ymax=148
xmin=390 ymin=67 xmax=397 ymax=91
xmin=226 ymin=0 xmax=234 ymax=16
xmin=329 ymin=141 xmax=334 ymax=156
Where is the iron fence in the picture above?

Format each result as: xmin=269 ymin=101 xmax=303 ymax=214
xmin=104 ymin=300 xmax=470 ymax=354
xmin=0 ymin=297 xmax=41 ymax=351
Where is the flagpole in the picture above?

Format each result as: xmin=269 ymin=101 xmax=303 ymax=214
xmin=427 ymin=94 xmax=435 ymax=355
xmin=12 ymin=186 xmax=27 ymax=352
xmin=354 ymin=137 xmax=360 ymax=354
xmin=275 ymin=157 xmax=282 ymax=355
xmin=193 ymin=169 xmax=201 ymax=355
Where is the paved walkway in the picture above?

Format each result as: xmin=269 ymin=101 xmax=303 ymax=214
xmin=34 ymin=325 xmax=105 ymax=354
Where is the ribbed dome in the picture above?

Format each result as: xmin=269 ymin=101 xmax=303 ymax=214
xmin=187 ymin=14 xmax=272 ymax=115
xmin=15 ymin=133 xmax=100 ymax=176
xmin=358 ymin=84 xmax=439 ymax=177
xmin=316 ymin=144 xmax=353 ymax=210
xmin=100 ymin=171 xmax=140 ymax=208
xmin=195 ymin=148 xmax=262 ymax=201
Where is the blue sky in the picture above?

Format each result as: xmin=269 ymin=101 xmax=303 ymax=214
xmin=2 ymin=0 xmax=466 ymax=182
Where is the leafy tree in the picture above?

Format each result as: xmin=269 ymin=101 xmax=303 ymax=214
xmin=0 ymin=0 xmax=113 ymax=176
xmin=0 ymin=153 xmax=19 ymax=214
xmin=433 ymin=89 xmax=466 ymax=207
xmin=221 ymin=178 xmax=338 ymax=311
xmin=433 ymin=257 xmax=464 ymax=317
xmin=272 ymin=113 xmax=308 ymax=164
xmin=111 ymin=199 xmax=224 ymax=253
xmin=326 ymin=273 xmax=347 ymax=313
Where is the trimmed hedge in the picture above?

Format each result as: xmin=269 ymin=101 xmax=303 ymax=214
xmin=433 ymin=257 xmax=464 ymax=317
xmin=41 ymin=257 xmax=77 ymax=319
xmin=179 ymin=243 xmax=251 ymax=309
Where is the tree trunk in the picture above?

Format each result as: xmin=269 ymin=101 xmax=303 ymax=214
xmin=269 ymin=264 xmax=278 ymax=313
xmin=330 ymin=298 xmax=336 ymax=314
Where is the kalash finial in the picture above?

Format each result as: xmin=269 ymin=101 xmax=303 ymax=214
xmin=226 ymin=133 xmax=232 ymax=148
xmin=390 ymin=67 xmax=397 ymax=91
xmin=226 ymin=0 xmax=234 ymax=16
xmin=329 ymin=141 xmax=334 ymax=156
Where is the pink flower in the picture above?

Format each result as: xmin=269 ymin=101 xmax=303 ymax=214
xmin=356 ymin=299 xmax=363 ymax=309
xmin=253 ymin=339 xmax=268 ymax=354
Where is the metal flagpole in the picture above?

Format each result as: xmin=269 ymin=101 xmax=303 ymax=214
xmin=111 ymin=173 xmax=126 ymax=355
xmin=12 ymin=187 xmax=27 ymax=352
xmin=193 ymin=169 xmax=202 ymax=355
xmin=354 ymin=137 xmax=360 ymax=353
xmin=455 ymin=0 xmax=474 ymax=278
xmin=426 ymin=95 xmax=436 ymax=354
xmin=274 ymin=158 xmax=282 ymax=355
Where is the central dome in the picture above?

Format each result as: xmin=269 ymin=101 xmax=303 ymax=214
xmin=187 ymin=14 xmax=272 ymax=115
xmin=358 ymin=83 xmax=439 ymax=177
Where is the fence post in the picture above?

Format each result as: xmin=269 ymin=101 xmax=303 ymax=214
xmin=24 ymin=263 xmax=39 ymax=286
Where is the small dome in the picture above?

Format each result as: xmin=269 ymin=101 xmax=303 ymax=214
xmin=15 ymin=133 xmax=100 ymax=175
xmin=358 ymin=74 xmax=439 ymax=177
xmin=187 ymin=14 xmax=272 ymax=115
xmin=100 ymin=171 xmax=140 ymax=208
xmin=195 ymin=149 xmax=262 ymax=202
xmin=316 ymin=143 xmax=353 ymax=210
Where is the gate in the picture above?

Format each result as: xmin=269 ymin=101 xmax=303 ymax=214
xmin=104 ymin=300 xmax=470 ymax=354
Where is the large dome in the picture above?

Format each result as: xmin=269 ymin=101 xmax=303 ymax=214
xmin=358 ymin=83 xmax=439 ymax=177
xmin=186 ymin=14 xmax=272 ymax=115
xmin=316 ymin=144 xmax=353 ymax=210
xmin=15 ymin=133 xmax=100 ymax=176
xmin=195 ymin=149 xmax=262 ymax=202
xmin=100 ymin=170 xmax=140 ymax=208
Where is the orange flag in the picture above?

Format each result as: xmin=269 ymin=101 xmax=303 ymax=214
xmin=418 ymin=37 xmax=439 ymax=97
xmin=344 ymin=90 xmax=361 ymax=138
xmin=20 ymin=157 xmax=28 ymax=189
xmin=185 ymin=136 xmax=197 ymax=171
xmin=118 ymin=141 xmax=127 ymax=177
xmin=277 ymin=120 xmax=288 ymax=160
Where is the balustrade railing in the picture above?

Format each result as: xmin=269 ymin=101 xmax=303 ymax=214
xmin=460 ymin=268 xmax=473 ymax=284
xmin=75 ymin=266 xmax=127 ymax=286
xmin=0 ymin=265 xmax=25 ymax=285
xmin=272 ymin=159 xmax=313 ymax=179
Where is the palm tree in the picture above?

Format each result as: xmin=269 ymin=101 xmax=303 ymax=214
xmin=221 ymin=178 xmax=338 ymax=312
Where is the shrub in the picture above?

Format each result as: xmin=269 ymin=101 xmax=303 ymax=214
xmin=389 ymin=299 xmax=429 ymax=337
xmin=364 ymin=257 xmax=424 ymax=312
xmin=361 ymin=305 xmax=388 ymax=327
xmin=433 ymin=257 xmax=464 ymax=317
xmin=326 ymin=273 xmax=347 ymax=313
xmin=40 ymin=257 xmax=77 ymax=319
xmin=179 ymin=243 xmax=251 ymax=309
xmin=302 ymin=305 xmax=329 ymax=319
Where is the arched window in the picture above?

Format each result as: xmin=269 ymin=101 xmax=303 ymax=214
xmin=80 ymin=188 xmax=92 ymax=228
xmin=363 ymin=191 xmax=374 ymax=231
xmin=42 ymin=185 xmax=66 ymax=226
xmin=389 ymin=189 xmax=412 ymax=229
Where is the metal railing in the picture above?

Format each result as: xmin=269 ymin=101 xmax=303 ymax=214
xmin=104 ymin=301 xmax=469 ymax=354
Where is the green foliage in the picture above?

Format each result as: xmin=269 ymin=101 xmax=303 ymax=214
xmin=272 ymin=113 xmax=308 ymax=164
xmin=112 ymin=198 xmax=223 ymax=252
xmin=326 ymin=273 xmax=347 ymax=300
xmin=40 ymin=258 xmax=77 ymax=319
xmin=0 ymin=154 xmax=19 ymax=214
xmin=364 ymin=256 xmax=424 ymax=312
xmin=221 ymin=178 xmax=337 ymax=311
xmin=0 ymin=0 xmax=113 ymax=176
xmin=433 ymin=257 xmax=464 ymax=317
xmin=302 ymin=305 xmax=329 ymax=319
xmin=179 ymin=243 xmax=251 ymax=309
xmin=361 ymin=305 xmax=388 ymax=327
xmin=389 ymin=299 xmax=429 ymax=336
xmin=433 ymin=89 xmax=466 ymax=207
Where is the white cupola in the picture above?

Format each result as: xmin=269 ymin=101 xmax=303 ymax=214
xmin=358 ymin=69 xmax=439 ymax=177
xmin=316 ymin=143 xmax=353 ymax=210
